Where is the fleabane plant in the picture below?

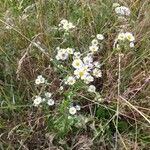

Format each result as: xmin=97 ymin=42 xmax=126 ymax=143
xmin=59 ymin=35 xmax=103 ymax=88
xmin=54 ymin=32 xmax=104 ymax=116
xmin=32 ymin=14 xmax=135 ymax=119
xmin=33 ymin=75 xmax=55 ymax=107
xmin=58 ymin=19 xmax=75 ymax=31
xmin=47 ymin=20 xmax=104 ymax=115
xmin=113 ymin=4 xmax=136 ymax=50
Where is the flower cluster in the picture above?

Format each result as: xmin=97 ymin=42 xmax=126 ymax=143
xmin=33 ymin=75 xmax=55 ymax=107
xmin=69 ymin=105 xmax=81 ymax=115
xmin=55 ymin=47 xmax=74 ymax=60
xmin=58 ymin=19 xmax=75 ymax=31
xmin=114 ymin=4 xmax=130 ymax=16
xmin=59 ymin=34 xmax=104 ymax=92
xmin=35 ymin=75 xmax=46 ymax=85
xmin=117 ymin=32 xmax=135 ymax=48
xmin=33 ymin=19 xmax=105 ymax=116
xmin=33 ymin=92 xmax=55 ymax=107
xmin=65 ymin=56 xmax=101 ymax=85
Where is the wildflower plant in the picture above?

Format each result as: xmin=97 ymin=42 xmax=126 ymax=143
xmin=32 ymin=19 xmax=105 ymax=132
xmin=31 ymin=2 xmax=136 ymax=141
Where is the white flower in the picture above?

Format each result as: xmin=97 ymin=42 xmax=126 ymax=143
xmin=91 ymin=39 xmax=99 ymax=45
xmin=47 ymin=99 xmax=55 ymax=106
xmin=117 ymin=32 xmax=126 ymax=41
xmin=68 ymin=22 xmax=75 ymax=29
xmin=75 ymin=105 xmax=81 ymax=111
xmin=45 ymin=92 xmax=52 ymax=98
xmin=88 ymin=85 xmax=96 ymax=93
xmin=56 ymin=49 xmax=69 ymax=60
xmin=67 ymin=48 xmax=74 ymax=54
xmin=125 ymin=32 xmax=135 ymax=42
xmin=69 ymin=107 xmax=77 ymax=115
xmin=84 ymin=75 xmax=94 ymax=84
xmin=35 ymin=78 xmax=41 ymax=85
xmin=60 ymin=19 xmax=68 ymax=25
xmin=33 ymin=96 xmax=42 ymax=106
xmin=96 ymin=34 xmax=104 ymax=40
xmin=93 ymin=68 xmax=102 ymax=78
xmin=129 ymin=42 xmax=135 ymax=48
xmin=97 ymin=97 xmax=103 ymax=102
xmin=35 ymin=75 xmax=45 ymax=85
xmin=94 ymin=93 xmax=103 ymax=102
xmin=89 ymin=45 xmax=99 ymax=53
xmin=63 ymin=23 xmax=70 ymax=31
xmin=93 ymin=61 xmax=101 ymax=68
xmin=55 ymin=55 xmax=60 ymax=60
xmin=73 ymin=52 xmax=81 ymax=59
xmin=74 ymin=67 xmax=89 ymax=79
xmin=83 ymin=56 xmax=93 ymax=65
xmin=59 ymin=19 xmax=75 ymax=31
xmin=72 ymin=59 xmax=83 ymax=69
xmin=59 ymin=86 xmax=64 ymax=91
xmin=65 ymin=76 xmax=76 ymax=85
xmin=115 ymin=6 xmax=130 ymax=16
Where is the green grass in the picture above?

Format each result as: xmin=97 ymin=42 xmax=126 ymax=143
xmin=0 ymin=0 xmax=150 ymax=149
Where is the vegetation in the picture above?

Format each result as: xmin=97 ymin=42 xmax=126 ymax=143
xmin=0 ymin=0 xmax=150 ymax=149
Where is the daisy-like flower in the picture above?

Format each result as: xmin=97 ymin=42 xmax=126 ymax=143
xmin=68 ymin=22 xmax=75 ymax=29
xmin=47 ymin=99 xmax=55 ymax=106
xmin=69 ymin=106 xmax=77 ymax=115
xmin=91 ymin=39 xmax=99 ymax=46
xmin=67 ymin=48 xmax=74 ymax=54
xmin=117 ymin=32 xmax=126 ymax=41
xmin=93 ymin=68 xmax=102 ymax=78
xmin=59 ymin=86 xmax=64 ymax=91
xmin=88 ymin=85 xmax=96 ymax=93
xmin=115 ymin=6 xmax=130 ymax=16
xmin=89 ymin=45 xmax=99 ymax=53
xmin=74 ymin=67 xmax=89 ymax=79
xmin=63 ymin=23 xmax=70 ymax=31
xmin=72 ymin=59 xmax=83 ymax=69
xmin=129 ymin=42 xmax=134 ymax=48
xmin=60 ymin=19 xmax=68 ymax=25
xmin=84 ymin=75 xmax=94 ymax=84
xmin=83 ymin=56 xmax=93 ymax=65
xmin=56 ymin=49 xmax=69 ymax=60
xmin=94 ymin=93 xmax=104 ymax=102
xmin=65 ymin=76 xmax=76 ymax=85
xmin=35 ymin=75 xmax=45 ymax=85
xmin=75 ymin=105 xmax=81 ymax=111
xmin=73 ymin=52 xmax=81 ymax=59
xmin=33 ymin=96 xmax=42 ymax=106
xmin=93 ymin=61 xmax=101 ymax=68
xmin=125 ymin=32 xmax=135 ymax=42
xmin=59 ymin=19 xmax=75 ymax=31
xmin=45 ymin=92 xmax=52 ymax=98
xmin=96 ymin=34 xmax=104 ymax=40
xmin=55 ymin=55 xmax=60 ymax=60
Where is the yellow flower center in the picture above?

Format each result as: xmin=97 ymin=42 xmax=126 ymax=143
xmin=76 ymin=62 xmax=80 ymax=66
xmin=79 ymin=71 xmax=84 ymax=77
